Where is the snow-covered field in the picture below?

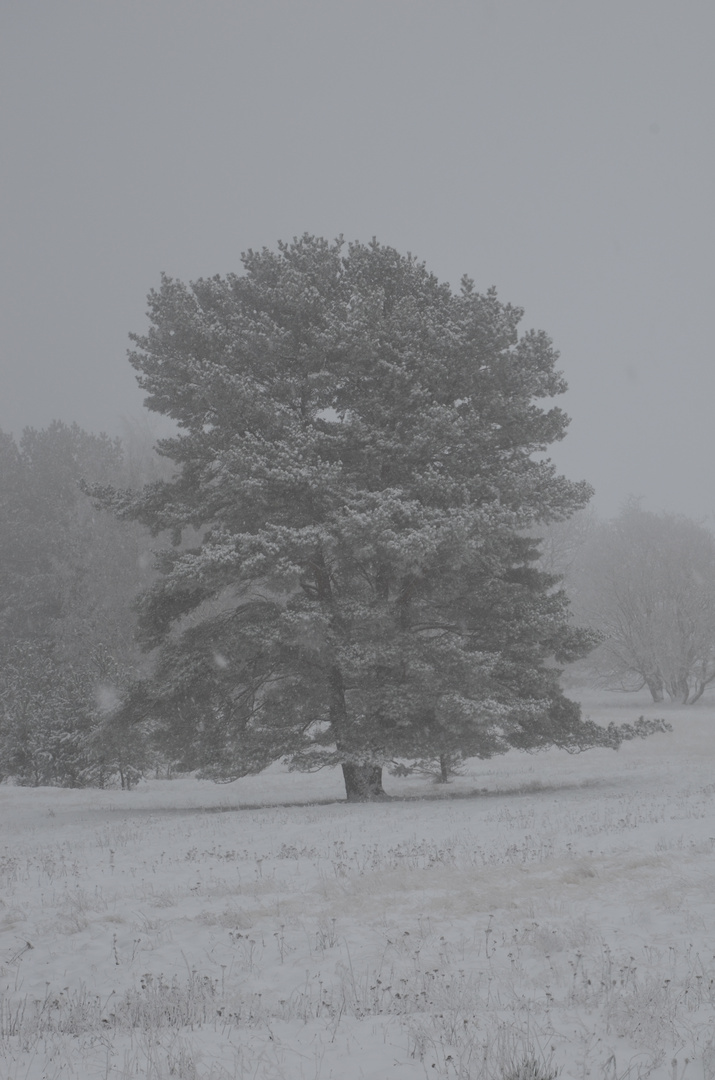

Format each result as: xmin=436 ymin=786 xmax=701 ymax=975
xmin=2 ymin=689 xmax=715 ymax=1080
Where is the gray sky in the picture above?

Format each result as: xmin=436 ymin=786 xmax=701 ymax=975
xmin=2 ymin=1 xmax=714 ymax=518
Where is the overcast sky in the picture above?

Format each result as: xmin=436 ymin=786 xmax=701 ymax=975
xmin=2 ymin=1 xmax=713 ymax=518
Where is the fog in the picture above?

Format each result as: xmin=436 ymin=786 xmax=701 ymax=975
xmin=2 ymin=1 xmax=714 ymax=518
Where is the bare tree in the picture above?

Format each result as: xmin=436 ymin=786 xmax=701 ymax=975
xmin=570 ymin=501 xmax=715 ymax=704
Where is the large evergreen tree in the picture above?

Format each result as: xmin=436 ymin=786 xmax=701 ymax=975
xmin=97 ymin=237 xmax=663 ymax=800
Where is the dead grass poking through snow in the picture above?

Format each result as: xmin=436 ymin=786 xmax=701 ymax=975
xmin=2 ymin=690 xmax=715 ymax=1078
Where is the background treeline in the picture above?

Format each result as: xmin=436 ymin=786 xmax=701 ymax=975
xmin=1 ymin=420 xmax=713 ymax=788
xmin=0 ymin=420 xmax=166 ymax=787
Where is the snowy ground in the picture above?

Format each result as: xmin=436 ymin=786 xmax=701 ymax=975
xmin=2 ymin=689 xmax=715 ymax=1079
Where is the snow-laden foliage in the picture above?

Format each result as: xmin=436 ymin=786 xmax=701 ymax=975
xmin=0 ymin=643 xmax=151 ymax=790
xmin=0 ymin=645 xmax=98 ymax=787
xmin=93 ymin=236 xmax=664 ymax=799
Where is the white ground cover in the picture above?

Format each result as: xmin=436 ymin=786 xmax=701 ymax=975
xmin=1 ymin=688 xmax=715 ymax=1079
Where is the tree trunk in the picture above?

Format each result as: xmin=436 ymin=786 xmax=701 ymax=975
xmin=311 ymin=546 xmax=389 ymax=803
xmin=687 ymin=675 xmax=715 ymax=705
xmin=437 ymin=754 xmax=450 ymax=784
xmin=341 ymin=763 xmax=388 ymax=802
xmin=664 ymin=673 xmax=690 ymax=703
xmin=645 ymin=674 xmax=664 ymax=703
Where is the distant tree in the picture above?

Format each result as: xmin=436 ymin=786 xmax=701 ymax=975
xmin=571 ymin=501 xmax=715 ymax=704
xmin=93 ymin=236 xmax=665 ymax=800
xmin=27 ymin=423 xmax=156 ymax=666
xmin=0 ymin=644 xmax=98 ymax=787
xmin=536 ymin=508 xmax=597 ymax=580
xmin=0 ymin=420 xmax=160 ymax=668
xmin=1 ymin=423 xmax=120 ymax=654
xmin=0 ymin=422 xmax=157 ymax=786
xmin=119 ymin=413 xmax=178 ymax=490
xmin=0 ymin=427 xmax=62 ymax=648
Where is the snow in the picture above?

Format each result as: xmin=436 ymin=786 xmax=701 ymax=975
xmin=2 ymin=688 xmax=715 ymax=1078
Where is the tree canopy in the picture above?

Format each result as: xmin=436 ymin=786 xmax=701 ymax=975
xmin=97 ymin=236 xmax=664 ymax=800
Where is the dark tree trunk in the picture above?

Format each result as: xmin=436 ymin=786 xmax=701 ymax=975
xmin=341 ymin=763 xmax=388 ymax=802
xmin=310 ymin=546 xmax=389 ymax=803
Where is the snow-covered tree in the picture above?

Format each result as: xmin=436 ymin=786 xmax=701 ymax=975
xmin=95 ymin=236 xmax=664 ymax=800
